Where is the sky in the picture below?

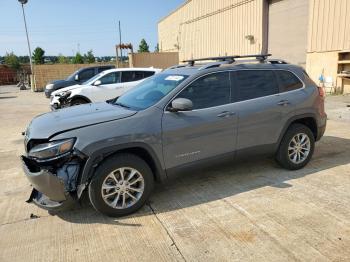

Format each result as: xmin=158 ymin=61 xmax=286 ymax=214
xmin=0 ymin=0 xmax=184 ymax=56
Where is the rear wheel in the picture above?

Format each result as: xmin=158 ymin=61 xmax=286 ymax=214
xmin=88 ymin=154 xmax=154 ymax=217
xmin=276 ymin=123 xmax=315 ymax=170
xmin=70 ymin=98 xmax=88 ymax=106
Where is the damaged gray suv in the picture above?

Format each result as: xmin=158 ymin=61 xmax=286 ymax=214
xmin=22 ymin=54 xmax=327 ymax=217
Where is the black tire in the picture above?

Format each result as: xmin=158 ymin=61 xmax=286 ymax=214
xmin=276 ymin=123 xmax=315 ymax=170
xmin=88 ymin=153 xmax=154 ymax=217
xmin=70 ymin=98 xmax=88 ymax=106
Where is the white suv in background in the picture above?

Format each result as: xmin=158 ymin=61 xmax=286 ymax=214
xmin=50 ymin=67 xmax=162 ymax=110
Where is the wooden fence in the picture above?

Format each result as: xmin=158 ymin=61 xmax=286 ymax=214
xmin=129 ymin=52 xmax=179 ymax=69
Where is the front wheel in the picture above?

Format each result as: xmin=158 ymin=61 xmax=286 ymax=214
xmin=276 ymin=123 xmax=315 ymax=170
xmin=88 ymin=154 xmax=154 ymax=217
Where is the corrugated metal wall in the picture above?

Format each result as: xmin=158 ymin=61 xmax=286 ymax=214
xmin=268 ymin=0 xmax=309 ymax=66
xmin=158 ymin=0 xmax=265 ymax=61
xmin=308 ymin=0 xmax=350 ymax=52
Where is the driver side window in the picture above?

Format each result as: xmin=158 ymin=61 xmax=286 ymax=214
xmin=99 ymin=72 xmax=121 ymax=85
xmin=177 ymin=72 xmax=231 ymax=110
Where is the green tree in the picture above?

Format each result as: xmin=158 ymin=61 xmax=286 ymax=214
xmin=4 ymin=52 xmax=20 ymax=70
xmin=33 ymin=47 xmax=45 ymax=64
xmin=84 ymin=50 xmax=95 ymax=63
xmin=154 ymin=43 xmax=159 ymax=53
xmin=138 ymin=39 xmax=150 ymax=53
xmin=73 ymin=52 xmax=84 ymax=64
xmin=58 ymin=53 xmax=68 ymax=64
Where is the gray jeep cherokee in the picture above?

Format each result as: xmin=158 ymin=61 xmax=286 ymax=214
xmin=22 ymin=54 xmax=327 ymax=217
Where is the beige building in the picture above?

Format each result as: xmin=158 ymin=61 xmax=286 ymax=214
xmin=158 ymin=0 xmax=350 ymax=93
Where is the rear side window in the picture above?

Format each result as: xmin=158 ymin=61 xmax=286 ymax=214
xmin=121 ymin=71 xmax=155 ymax=82
xmin=235 ymin=70 xmax=279 ymax=101
xmin=276 ymin=70 xmax=303 ymax=92
xmin=143 ymin=71 xmax=155 ymax=78
xmin=134 ymin=71 xmax=145 ymax=81
xmin=177 ymin=72 xmax=231 ymax=110
xmin=121 ymin=71 xmax=135 ymax=82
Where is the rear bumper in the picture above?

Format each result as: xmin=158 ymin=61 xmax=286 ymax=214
xmin=22 ymin=156 xmax=81 ymax=211
xmin=316 ymin=115 xmax=327 ymax=141
xmin=316 ymin=123 xmax=326 ymax=141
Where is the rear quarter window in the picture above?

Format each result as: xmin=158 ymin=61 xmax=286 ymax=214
xmin=276 ymin=70 xmax=303 ymax=92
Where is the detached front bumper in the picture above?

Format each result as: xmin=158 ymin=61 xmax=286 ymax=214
xmin=22 ymin=156 xmax=80 ymax=211
xmin=50 ymin=95 xmax=62 ymax=111
xmin=50 ymin=94 xmax=71 ymax=111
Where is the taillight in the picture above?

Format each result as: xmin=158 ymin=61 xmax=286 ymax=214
xmin=318 ymin=86 xmax=325 ymax=98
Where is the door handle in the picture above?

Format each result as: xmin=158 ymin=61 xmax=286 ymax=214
xmin=217 ymin=111 xmax=236 ymax=118
xmin=277 ymin=100 xmax=290 ymax=106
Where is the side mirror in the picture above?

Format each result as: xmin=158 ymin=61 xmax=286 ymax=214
xmin=169 ymin=98 xmax=193 ymax=112
xmin=93 ymin=80 xmax=102 ymax=86
xmin=74 ymin=75 xmax=79 ymax=81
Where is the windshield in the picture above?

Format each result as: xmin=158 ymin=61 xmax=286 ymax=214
xmin=114 ymin=73 xmax=188 ymax=110
xmin=82 ymin=72 xmax=104 ymax=85
xmin=66 ymin=70 xmax=79 ymax=81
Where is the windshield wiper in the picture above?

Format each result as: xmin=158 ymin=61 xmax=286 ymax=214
xmin=114 ymin=102 xmax=131 ymax=109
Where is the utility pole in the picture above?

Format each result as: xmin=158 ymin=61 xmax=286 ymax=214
xmin=18 ymin=0 xmax=35 ymax=90
xmin=118 ymin=21 xmax=122 ymax=63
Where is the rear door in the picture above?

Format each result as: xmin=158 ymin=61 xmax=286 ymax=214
xmin=233 ymin=70 xmax=283 ymax=152
xmin=162 ymin=71 xmax=238 ymax=170
xmin=274 ymin=69 xmax=305 ymax=126
xmin=121 ymin=70 xmax=156 ymax=93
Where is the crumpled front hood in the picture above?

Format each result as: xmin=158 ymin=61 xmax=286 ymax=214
xmin=25 ymin=102 xmax=137 ymax=140
xmin=51 ymin=84 xmax=85 ymax=96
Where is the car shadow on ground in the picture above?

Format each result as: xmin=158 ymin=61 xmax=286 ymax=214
xmin=0 ymin=96 xmax=17 ymax=99
xmin=55 ymin=135 xmax=350 ymax=225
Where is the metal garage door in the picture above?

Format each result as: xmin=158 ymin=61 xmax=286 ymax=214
xmin=268 ymin=0 xmax=309 ymax=67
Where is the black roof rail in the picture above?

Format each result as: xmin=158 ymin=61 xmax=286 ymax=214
xmin=265 ymin=59 xmax=288 ymax=64
xmin=198 ymin=60 xmax=233 ymax=70
xmin=182 ymin=54 xmax=272 ymax=66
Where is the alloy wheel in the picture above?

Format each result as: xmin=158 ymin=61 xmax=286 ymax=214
xmin=288 ymin=133 xmax=311 ymax=164
xmin=101 ymin=167 xmax=145 ymax=209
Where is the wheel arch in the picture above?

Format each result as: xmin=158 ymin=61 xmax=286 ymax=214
xmin=277 ymin=114 xmax=318 ymax=148
xmin=70 ymin=95 xmax=91 ymax=104
xmin=78 ymin=143 xmax=166 ymax=197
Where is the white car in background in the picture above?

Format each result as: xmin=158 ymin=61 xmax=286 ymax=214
xmin=50 ymin=67 xmax=162 ymax=110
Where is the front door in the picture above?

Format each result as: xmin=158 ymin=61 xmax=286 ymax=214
xmin=162 ymin=71 xmax=238 ymax=170
xmin=89 ymin=72 xmax=122 ymax=101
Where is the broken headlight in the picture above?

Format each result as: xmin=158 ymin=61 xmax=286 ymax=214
xmin=28 ymin=138 xmax=75 ymax=160
xmin=58 ymin=91 xmax=71 ymax=98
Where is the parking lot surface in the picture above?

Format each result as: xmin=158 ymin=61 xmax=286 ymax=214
xmin=0 ymin=85 xmax=350 ymax=262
